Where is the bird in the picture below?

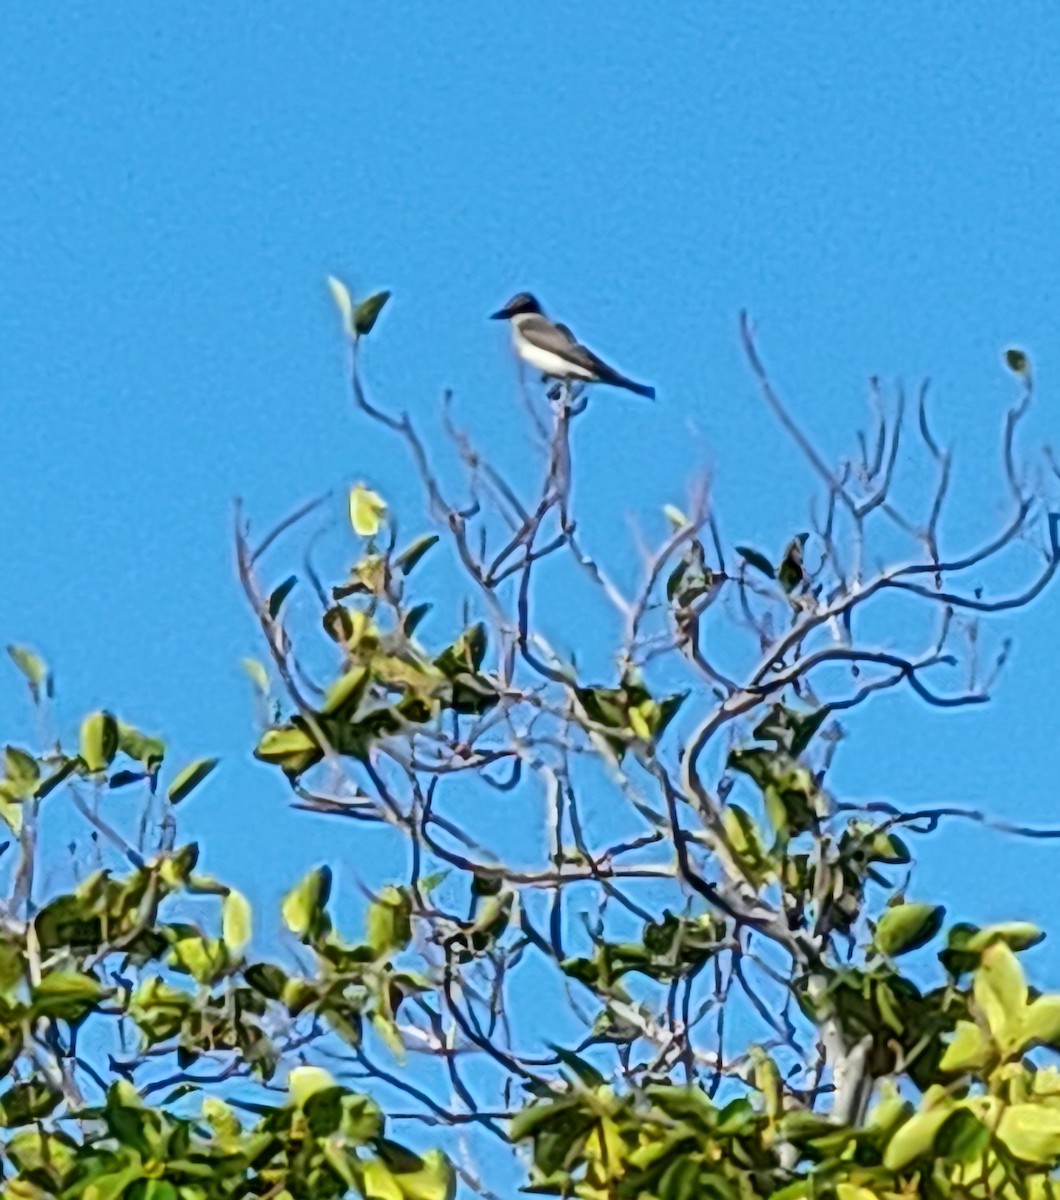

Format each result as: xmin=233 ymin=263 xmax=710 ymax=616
xmin=490 ymin=292 xmax=655 ymax=399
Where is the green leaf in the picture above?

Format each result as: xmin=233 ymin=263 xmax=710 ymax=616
xmin=142 ymin=1181 xmax=180 ymax=1200
xmin=778 ymin=533 xmax=808 ymax=593
xmin=350 ymin=484 xmax=388 ymax=537
xmin=242 ymin=657 xmax=270 ymax=694
xmin=222 ymin=889 xmax=252 ymax=956
xmin=662 ymin=504 xmax=688 ymax=528
xmin=997 ymin=1103 xmax=1060 ymax=1164
xmin=364 ymin=1158 xmax=404 ymax=1200
xmin=31 ymin=970 xmax=107 ymax=1021
xmin=735 ymin=545 xmax=775 ymax=578
xmin=254 ymin=723 xmax=321 ymax=777
xmin=0 ymin=1082 xmax=60 ymax=1127
xmin=282 ymin=865 xmax=332 ymax=941
xmin=395 ymin=534 xmax=440 ymax=574
xmin=167 ymin=757 xmax=219 ymax=806
xmin=938 ymin=1020 xmax=994 ymax=1074
xmin=267 ymin=575 xmax=297 ymax=619
xmin=935 ymin=1108 xmax=992 ymax=1163
xmin=6 ymin=1128 xmax=77 ymax=1177
xmin=6 ymin=644 xmax=50 ymax=703
xmin=874 ymin=902 xmax=945 ymax=957
xmin=391 ymin=1148 xmax=455 ymax=1200
xmin=322 ymin=1136 xmax=359 ymax=1188
xmin=288 ymin=1064 xmax=336 ymax=1107
xmin=434 ymin=623 xmax=487 ymax=677
xmin=372 ymin=1011 xmax=406 ymax=1061
xmin=1020 ymin=994 xmax=1060 ymax=1052
xmin=403 ymin=603 xmax=432 ymax=637
xmin=834 ymin=1188 xmax=878 ymax=1200
xmin=967 ymin=922 xmax=1045 ymax=953
xmin=3 ymin=746 xmax=39 ymax=799
xmin=1005 ymin=347 xmax=1030 ymax=376
xmin=321 ymin=666 xmax=369 ymax=717
xmin=328 ymin=274 xmax=355 ymax=337
xmin=167 ymin=935 xmax=227 ymax=984
xmin=883 ymin=1103 xmax=955 ymax=1170
xmin=80 ymin=710 xmax=119 ymax=774
xmin=355 ymin=289 xmax=391 ymax=336
xmin=0 ymin=796 xmax=22 ymax=837
xmin=71 ymin=1163 xmax=145 ymax=1200
xmin=628 ymin=707 xmax=651 ymax=740
xmin=108 ymin=769 xmax=145 ymax=790
xmin=244 ymin=962 xmax=287 ymax=1000
xmin=941 ymin=920 xmax=1045 ymax=977
xmin=975 ymin=940 xmax=1027 ymax=1046
xmin=546 ymin=1043 xmax=605 ymax=1089
xmin=366 ymin=886 xmax=413 ymax=958
xmin=752 ymin=704 xmax=827 ymax=757
xmin=303 ymin=1085 xmax=348 ymax=1137
xmin=117 ymin=722 xmax=165 ymax=772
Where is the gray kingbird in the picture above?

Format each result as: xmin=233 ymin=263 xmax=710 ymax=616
xmin=490 ymin=292 xmax=655 ymax=399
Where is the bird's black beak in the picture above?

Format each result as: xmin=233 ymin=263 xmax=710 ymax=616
xmin=489 ymin=305 xmax=512 ymax=321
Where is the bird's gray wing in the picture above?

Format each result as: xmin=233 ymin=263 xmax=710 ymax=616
xmin=519 ymin=315 xmax=600 ymax=373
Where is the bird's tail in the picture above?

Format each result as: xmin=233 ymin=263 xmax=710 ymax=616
xmin=596 ymin=365 xmax=656 ymax=399
xmin=617 ymin=376 xmax=656 ymax=400
xmin=625 ymin=378 xmax=656 ymax=400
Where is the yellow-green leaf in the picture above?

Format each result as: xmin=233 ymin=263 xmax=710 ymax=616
xmin=167 ymin=757 xmax=219 ymax=806
xmin=202 ymin=1095 xmax=242 ymax=1143
xmin=349 ymin=484 xmax=387 ymax=537
xmin=371 ymin=1012 xmax=406 ymax=1062
xmin=253 ymin=724 xmax=322 ymax=779
xmin=282 ymin=866 xmax=332 ymax=941
xmin=874 ymin=902 xmax=945 ymax=957
xmin=366 ymin=886 xmax=412 ymax=958
xmin=662 ymin=504 xmax=688 ymax=528
xmin=628 ymin=707 xmax=652 ymax=741
xmin=79 ymin=710 xmax=119 ymax=774
xmin=997 ymin=1103 xmax=1060 ymax=1165
xmin=939 ymin=1020 xmax=994 ymax=1074
xmin=6 ymin=645 xmax=49 ymax=703
xmin=0 ymin=799 xmax=23 ymax=837
xmin=288 ymin=1065 xmax=336 ymax=1108
xmin=392 ymin=1149 xmax=454 ymax=1200
xmin=222 ymin=889 xmax=252 ymax=956
xmin=4 ymin=747 xmax=39 ymax=797
xmin=327 ymin=275 xmax=355 ymax=337
xmin=242 ymin=657 xmax=270 ymax=694
xmin=883 ymin=1103 xmax=955 ymax=1170
xmin=117 ymin=722 xmax=165 ymax=772
xmin=1021 ymin=995 xmax=1060 ymax=1052
xmin=975 ymin=941 xmax=1027 ymax=1046
xmin=322 ymin=666 xmax=369 ymax=716
xmin=31 ymin=971 xmax=107 ymax=1021
xmin=364 ymin=1160 xmax=404 ymax=1200
xmin=967 ymin=922 xmax=1044 ymax=954
xmin=254 ymin=725 xmax=318 ymax=763
xmin=167 ymin=936 xmax=227 ymax=985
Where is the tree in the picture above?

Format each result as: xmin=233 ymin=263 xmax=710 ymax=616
xmin=2 ymin=283 xmax=1059 ymax=1199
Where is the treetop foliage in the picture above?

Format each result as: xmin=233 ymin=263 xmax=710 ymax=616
xmin=2 ymin=281 xmax=1060 ymax=1199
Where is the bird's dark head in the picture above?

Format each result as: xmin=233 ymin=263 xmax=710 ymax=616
xmin=490 ymin=292 xmax=543 ymax=320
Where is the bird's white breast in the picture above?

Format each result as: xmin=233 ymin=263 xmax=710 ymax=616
xmin=511 ymin=323 xmax=594 ymax=381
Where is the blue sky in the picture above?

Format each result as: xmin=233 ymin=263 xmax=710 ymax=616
xmin=4 ymin=0 xmax=1060 ymax=1129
